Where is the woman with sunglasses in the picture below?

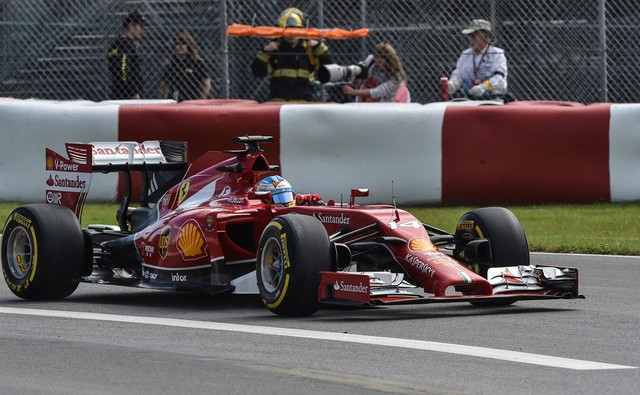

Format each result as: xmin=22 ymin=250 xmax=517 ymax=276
xmin=160 ymin=31 xmax=211 ymax=101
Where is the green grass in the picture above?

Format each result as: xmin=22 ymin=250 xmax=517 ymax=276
xmin=76 ymin=203 xmax=120 ymax=226
xmin=1 ymin=202 xmax=639 ymax=255
xmin=0 ymin=202 xmax=119 ymax=228
xmin=408 ymin=203 xmax=640 ymax=255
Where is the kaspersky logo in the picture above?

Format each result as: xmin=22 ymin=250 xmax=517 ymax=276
xmin=333 ymin=281 xmax=368 ymax=294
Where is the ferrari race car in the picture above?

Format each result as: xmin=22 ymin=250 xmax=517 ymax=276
xmin=1 ymin=136 xmax=582 ymax=316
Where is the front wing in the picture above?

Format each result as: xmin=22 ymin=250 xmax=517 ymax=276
xmin=318 ymin=265 xmax=583 ymax=306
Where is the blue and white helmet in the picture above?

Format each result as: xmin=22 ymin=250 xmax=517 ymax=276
xmin=256 ymin=175 xmax=295 ymax=206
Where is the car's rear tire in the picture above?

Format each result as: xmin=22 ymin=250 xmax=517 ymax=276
xmin=2 ymin=204 xmax=85 ymax=300
xmin=455 ymin=207 xmax=529 ymax=307
xmin=257 ymin=214 xmax=331 ymax=316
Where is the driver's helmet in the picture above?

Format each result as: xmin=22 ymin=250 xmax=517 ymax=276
xmin=256 ymin=175 xmax=295 ymax=207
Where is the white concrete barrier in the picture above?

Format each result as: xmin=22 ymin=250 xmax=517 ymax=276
xmin=0 ymin=100 xmax=119 ymax=201
xmin=2 ymin=99 xmax=640 ymax=205
xmin=609 ymin=104 xmax=640 ymax=202
xmin=280 ymin=101 xmax=640 ymax=204
xmin=280 ymin=103 xmax=447 ymax=204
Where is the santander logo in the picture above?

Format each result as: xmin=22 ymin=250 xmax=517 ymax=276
xmin=333 ymin=280 xmax=368 ymax=294
xmin=315 ymin=213 xmax=350 ymax=225
xmin=46 ymin=174 xmax=87 ymax=190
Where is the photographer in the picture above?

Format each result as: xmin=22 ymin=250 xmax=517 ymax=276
xmin=342 ymin=42 xmax=410 ymax=103
xmin=251 ymin=8 xmax=332 ymax=101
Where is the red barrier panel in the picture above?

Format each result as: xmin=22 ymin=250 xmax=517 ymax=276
xmin=119 ymin=103 xmax=282 ymax=163
xmin=442 ymin=104 xmax=611 ymax=204
xmin=178 ymin=99 xmax=258 ymax=106
xmin=506 ymin=100 xmax=585 ymax=108
xmin=118 ymin=102 xmax=282 ymax=200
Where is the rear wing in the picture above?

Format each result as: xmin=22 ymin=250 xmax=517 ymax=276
xmin=45 ymin=141 xmax=188 ymax=223
xmin=91 ymin=140 xmax=187 ymax=169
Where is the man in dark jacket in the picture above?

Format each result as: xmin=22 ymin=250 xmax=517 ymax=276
xmin=107 ymin=11 xmax=145 ymax=99
xmin=251 ymin=8 xmax=331 ymax=101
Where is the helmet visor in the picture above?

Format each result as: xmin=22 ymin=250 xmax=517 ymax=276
xmin=272 ymin=190 xmax=294 ymax=205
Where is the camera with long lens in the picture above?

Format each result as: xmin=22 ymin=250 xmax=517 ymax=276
xmin=318 ymin=55 xmax=374 ymax=84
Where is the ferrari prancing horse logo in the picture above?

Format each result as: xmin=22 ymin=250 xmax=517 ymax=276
xmin=176 ymin=180 xmax=190 ymax=207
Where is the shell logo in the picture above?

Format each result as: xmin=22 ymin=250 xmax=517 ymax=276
xmin=177 ymin=220 xmax=208 ymax=261
xmin=408 ymin=238 xmax=435 ymax=253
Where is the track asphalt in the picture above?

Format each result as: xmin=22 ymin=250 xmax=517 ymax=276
xmin=0 ymin=253 xmax=638 ymax=395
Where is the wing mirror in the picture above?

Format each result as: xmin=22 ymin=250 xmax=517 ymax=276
xmin=349 ymin=188 xmax=369 ymax=206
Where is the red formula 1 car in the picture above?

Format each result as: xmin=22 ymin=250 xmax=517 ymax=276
xmin=2 ymin=136 xmax=582 ymax=316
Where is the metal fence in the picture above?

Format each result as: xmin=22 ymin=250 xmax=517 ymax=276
xmin=0 ymin=0 xmax=639 ymax=103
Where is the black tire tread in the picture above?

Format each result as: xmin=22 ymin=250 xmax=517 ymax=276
xmin=465 ymin=207 xmax=529 ymax=267
xmin=456 ymin=207 xmax=529 ymax=307
xmin=2 ymin=204 xmax=84 ymax=300
xmin=257 ymin=214 xmax=331 ymax=317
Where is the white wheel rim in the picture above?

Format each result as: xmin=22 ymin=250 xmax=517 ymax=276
xmin=6 ymin=226 xmax=33 ymax=280
xmin=260 ymin=237 xmax=284 ymax=294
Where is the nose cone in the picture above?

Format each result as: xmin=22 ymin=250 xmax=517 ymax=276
xmin=406 ymin=250 xmax=493 ymax=296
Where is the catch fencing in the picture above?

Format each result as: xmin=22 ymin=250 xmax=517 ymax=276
xmin=0 ymin=0 xmax=638 ymax=103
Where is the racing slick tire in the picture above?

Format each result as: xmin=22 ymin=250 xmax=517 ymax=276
xmin=257 ymin=214 xmax=331 ymax=317
xmin=455 ymin=207 xmax=529 ymax=307
xmin=2 ymin=204 xmax=85 ymax=300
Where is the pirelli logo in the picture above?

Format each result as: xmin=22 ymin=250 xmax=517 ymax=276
xmin=13 ymin=213 xmax=32 ymax=229
xmin=457 ymin=220 xmax=475 ymax=231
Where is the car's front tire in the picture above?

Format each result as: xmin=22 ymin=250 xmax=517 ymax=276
xmin=256 ymin=214 xmax=331 ymax=316
xmin=455 ymin=207 xmax=529 ymax=307
xmin=2 ymin=204 xmax=85 ymax=300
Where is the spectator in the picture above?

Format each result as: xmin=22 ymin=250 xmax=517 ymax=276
xmin=107 ymin=11 xmax=145 ymax=99
xmin=342 ymin=42 xmax=411 ymax=103
xmin=448 ymin=19 xmax=508 ymax=99
xmin=160 ymin=31 xmax=211 ymax=101
xmin=251 ymin=7 xmax=332 ymax=101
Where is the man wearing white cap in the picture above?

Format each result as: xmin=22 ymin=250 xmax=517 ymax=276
xmin=448 ymin=19 xmax=508 ymax=99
